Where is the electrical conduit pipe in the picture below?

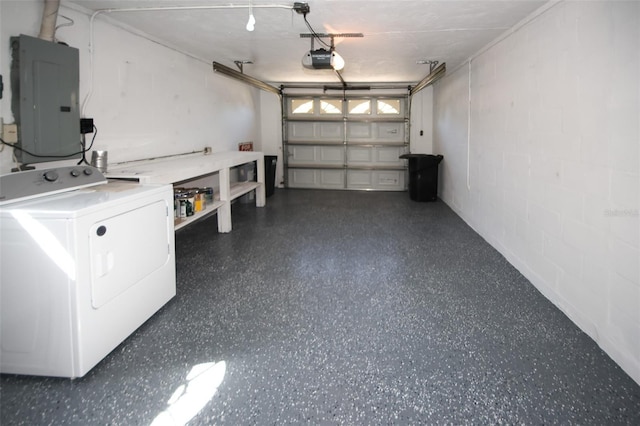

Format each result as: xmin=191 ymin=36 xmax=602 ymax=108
xmin=38 ymin=0 xmax=60 ymax=42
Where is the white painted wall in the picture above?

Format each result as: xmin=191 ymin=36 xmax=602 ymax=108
xmin=259 ymin=91 xmax=284 ymax=187
xmin=409 ymin=87 xmax=433 ymax=155
xmin=433 ymin=0 xmax=639 ymax=384
xmin=0 ymin=1 xmax=262 ymax=174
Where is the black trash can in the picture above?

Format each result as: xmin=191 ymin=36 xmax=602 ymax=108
xmin=399 ymin=153 xmax=443 ymax=202
xmin=238 ymin=161 xmax=256 ymax=204
xmin=264 ymin=155 xmax=277 ymax=198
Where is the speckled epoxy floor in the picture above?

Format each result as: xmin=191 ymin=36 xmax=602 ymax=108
xmin=1 ymin=189 xmax=639 ymax=425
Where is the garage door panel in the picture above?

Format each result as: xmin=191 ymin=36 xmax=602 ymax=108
xmin=288 ymin=122 xmax=315 ymax=140
xmin=289 ymin=145 xmax=344 ymax=166
xmin=346 ymin=122 xmax=373 ymax=140
xmin=289 ymin=122 xmax=344 ymax=142
xmin=347 ymin=170 xmax=372 ymax=187
xmin=347 ymin=146 xmax=407 ymax=167
xmin=288 ymin=169 xmax=344 ymax=189
xmin=375 ymin=171 xmax=405 ymax=189
xmin=377 ymin=146 xmax=407 ymax=165
xmin=376 ymin=122 xmax=405 ymax=142
xmin=320 ymin=170 xmax=344 ymax=187
xmin=347 ymin=147 xmax=373 ymax=163
xmin=318 ymin=122 xmax=343 ymax=140
xmin=319 ymin=146 xmax=344 ymax=163
xmin=289 ymin=169 xmax=315 ymax=186
xmin=284 ymin=95 xmax=408 ymax=191
xmin=347 ymin=170 xmax=405 ymax=191
xmin=347 ymin=122 xmax=406 ymax=143
xmin=289 ymin=145 xmax=316 ymax=163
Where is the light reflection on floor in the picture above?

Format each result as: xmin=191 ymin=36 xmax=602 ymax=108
xmin=150 ymin=361 xmax=226 ymax=426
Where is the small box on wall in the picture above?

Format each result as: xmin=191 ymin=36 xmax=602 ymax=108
xmin=238 ymin=142 xmax=253 ymax=151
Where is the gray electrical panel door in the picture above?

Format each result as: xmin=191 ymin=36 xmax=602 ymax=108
xmin=11 ymin=34 xmax=80 ymax=164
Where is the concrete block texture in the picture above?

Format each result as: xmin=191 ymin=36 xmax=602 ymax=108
xmin=433 ymin=0 xmax=639 ymax=384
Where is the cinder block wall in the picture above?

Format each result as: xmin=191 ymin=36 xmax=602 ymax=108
xmin=433 ymin=0 xmax=639 ymax=384
xmin=0 ymin=2 xmax=261 ymax=174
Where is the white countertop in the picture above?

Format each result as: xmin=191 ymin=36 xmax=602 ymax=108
xmin=105 ymin=151 xmax=264 ymax=184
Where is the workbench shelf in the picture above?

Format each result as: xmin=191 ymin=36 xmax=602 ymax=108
xmin=106 ymin=151 xmax=265 ymax=233
xmin=173 ymin=199 xmax=225 ymax=231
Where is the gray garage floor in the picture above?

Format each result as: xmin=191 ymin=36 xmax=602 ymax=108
xmin=1 ymin=189 xmax=639 ymax=425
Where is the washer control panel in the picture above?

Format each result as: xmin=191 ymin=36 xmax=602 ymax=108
xmin=0 ymin=166 xmax=107 ymax=205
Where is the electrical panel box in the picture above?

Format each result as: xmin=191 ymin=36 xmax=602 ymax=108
xmin=10 ymin=34 xmax=81 ymax=164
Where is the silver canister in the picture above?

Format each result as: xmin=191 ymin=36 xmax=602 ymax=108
xmin=203 ymin=187 xmax=214 ymax=204
xmin=91 ymin=150 xmax=108 ymax=173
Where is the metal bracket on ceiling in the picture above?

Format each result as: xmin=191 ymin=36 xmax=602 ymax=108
xmin=300 ymin=33 xmax=364 ymax=40
xmin=417 ymin=59 xmax=440 ymax=73
xmin=234 ymin=60 xmax=253 ymax=74
xmin=300 ymin=32 xmax=364 ymax=52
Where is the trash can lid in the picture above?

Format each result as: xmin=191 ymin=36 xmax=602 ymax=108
xmin=399 ymin=153 xmax=443 ymax=162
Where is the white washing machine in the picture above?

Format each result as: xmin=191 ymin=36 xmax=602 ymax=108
xmin=0 ymin=166 xmax=176 ymax=378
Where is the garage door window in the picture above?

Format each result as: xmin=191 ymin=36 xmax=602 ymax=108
xmin=291 ymin=99 xmax=314 ymax=114
xmin=348 ymin=99 xmax=371 ymax=115
xmin=320 ymin=99 xmax=343 ymax=115
xmin=377 ymin=99 xmax=401 ymax=115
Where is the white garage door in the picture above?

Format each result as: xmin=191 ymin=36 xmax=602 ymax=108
xmin=283 ymin=96 xmax=409 ymax=191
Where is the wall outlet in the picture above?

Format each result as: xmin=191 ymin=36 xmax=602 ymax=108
xmin=3 ymin=123 xmax=18 ymax=144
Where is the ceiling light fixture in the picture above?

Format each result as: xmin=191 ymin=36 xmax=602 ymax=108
xmin=246 ymin=14 xmax=255 ymax=31
xmin=246 ymin=0 xmax=255 ymax=31
xmin=330 ymin=50 xmax=345 ymax=71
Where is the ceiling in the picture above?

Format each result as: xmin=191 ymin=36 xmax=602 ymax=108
xmin=65 ymin=0 xmax=548 ymax=85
